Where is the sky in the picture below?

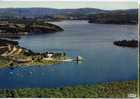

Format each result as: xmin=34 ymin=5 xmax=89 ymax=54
xmin=0 ymin=0 xmax=138 ymax=10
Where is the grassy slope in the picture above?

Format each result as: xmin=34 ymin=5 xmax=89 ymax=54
xmin=0 ymin=80 xmax=137 ymax=98
xmin=0 ymin=56 xmax=9 ymax=68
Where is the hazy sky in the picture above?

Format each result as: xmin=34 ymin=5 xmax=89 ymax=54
xmin=0 ymin=1 xmax=138 ymax=10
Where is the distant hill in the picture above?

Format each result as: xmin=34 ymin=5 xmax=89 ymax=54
xmin=0 ymin=8 xmax=106 ymax=19
xmin=0 ymin=8 xmax=138 ymax=22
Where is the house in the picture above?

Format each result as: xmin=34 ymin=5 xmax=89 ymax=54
xmin=47 ymin=53 xmax=53 ymax=58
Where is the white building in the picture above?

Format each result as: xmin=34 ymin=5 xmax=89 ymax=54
xmin=47 ymin=53 xmax=53 ymax=58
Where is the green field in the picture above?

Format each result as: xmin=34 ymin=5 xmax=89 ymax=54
xmin=0 ymin=80 xmax=138 ymax=98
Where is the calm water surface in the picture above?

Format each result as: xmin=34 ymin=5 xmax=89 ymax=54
xmin=0 ymin=20 xmax=138 ymax=88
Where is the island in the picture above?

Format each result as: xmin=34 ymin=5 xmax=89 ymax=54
xmin=113 ymin=40 xmax=138 ymax=48
xmin=0 ymin=39 xmax=79 ymax=68
xmin=0 ymin=20 xmax=64 ymax=38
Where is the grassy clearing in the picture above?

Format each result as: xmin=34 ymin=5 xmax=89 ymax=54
xmin=0 ymin=51 xmax=66 ymax=68
xmin=0 ymin=80 xmax=137 ymax=98
xmin=0 ymin=57 xmax=10 ymax=68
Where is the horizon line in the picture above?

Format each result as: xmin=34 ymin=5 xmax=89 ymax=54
xmin=0 ymin=7 xmax=138 ymax=10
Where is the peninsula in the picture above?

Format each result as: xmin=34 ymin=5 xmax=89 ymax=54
xmin=0 ymin=19 xmax=63 ymax=37
xmin=88 ymin=10 xmax=138 ymax=24
xmin=0 ymin=39 xmax=72 ymax=68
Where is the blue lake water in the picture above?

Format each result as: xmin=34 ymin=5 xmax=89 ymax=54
xmin=0 ymin=20 xmax=138 ymax=89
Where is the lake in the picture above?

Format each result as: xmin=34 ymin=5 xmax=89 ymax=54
xmin=0 ymin=20 xmax=138 ymax=89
